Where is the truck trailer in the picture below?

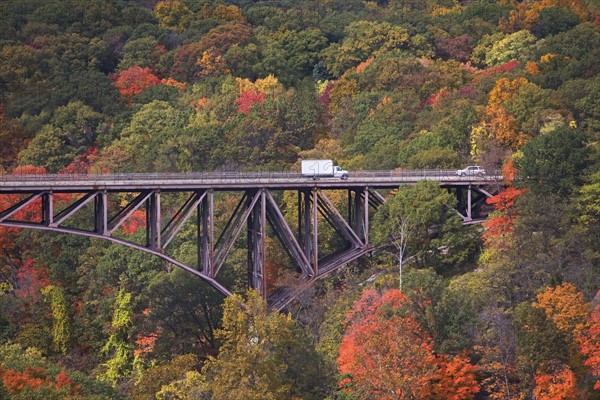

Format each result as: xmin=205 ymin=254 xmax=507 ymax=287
xmin=301 ymin=160 xmax=349 ymax=179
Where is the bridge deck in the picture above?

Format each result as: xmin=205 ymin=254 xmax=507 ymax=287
xmin=0 ymin=170 xmax=502 ymax=192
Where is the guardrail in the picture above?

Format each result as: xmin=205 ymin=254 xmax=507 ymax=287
xmin=0 ymin=169 xmax=503 ymax=182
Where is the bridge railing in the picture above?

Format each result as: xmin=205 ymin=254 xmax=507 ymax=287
xmin=0 ymin=169 xmax=503 ymax=183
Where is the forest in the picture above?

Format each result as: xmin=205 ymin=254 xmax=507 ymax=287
xmin=0 ymin=0 xmax=600 ymax=398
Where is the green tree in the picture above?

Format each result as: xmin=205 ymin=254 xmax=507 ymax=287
xmin=256 ymin=28 xmax=328 ymax=85
xmin=222 ymin=84 xmax=321 ymax=169
xmin=321 ymin=21 xmax=411 ymax=77
xmin=434 ymin=276 xmax=482 ymax=353
xmin=138 ymin=269 xmax=222 ymax=358
xmin=577 ymin=171 xmax=600 ymax=230
xmin=118 ymin=37 xmax=165 ymax=71
xmin=531 ymin=6 xmax=580 ymax=39
xmin=98 ymin=288 xmax=133 ymax=386
xmin=98 ymin=101 xmax=191 ymax=172
xmin=200 ymin=290 xmax=328 ymax=400
xmin=569 ymin=76 xmax=600 ymax=133
xmin=530 ymin=23 xmax=600 ymax=89
xmin=372 ymin=180 xmax=463 ymax=279
xmin=485 ymin=30 xmax=537 ymax=67
xmin=41 ymin=285 xmax=71 ymax=354
xmin=18 ymin=100 xmax=103 ymax=172
xmin=516 ymin=126 xmax=590 ymax=196
xmin=153 ymin=0 xmax=193 ymax=32
xmin=514 ymin=302 xmax=569 ymax=377
xmin=130 ymin=354 xmax=198 ymax=400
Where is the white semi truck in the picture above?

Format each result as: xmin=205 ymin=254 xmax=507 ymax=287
xmin=301 ymin=160 xmax=349 ymax=180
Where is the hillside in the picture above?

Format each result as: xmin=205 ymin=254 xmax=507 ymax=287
xmin=1 ymin=0 xmax=600 ymax=398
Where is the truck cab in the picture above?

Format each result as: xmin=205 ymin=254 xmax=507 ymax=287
xmin=333 ymin=166 xmax=349 ymax=180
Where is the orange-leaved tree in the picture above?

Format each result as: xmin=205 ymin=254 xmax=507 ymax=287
xmin=433 ymin=353 xmax=480 ymax=400
xmin=337 ymin=289 xmax=437 ymax=399
xmin=484 ymin=77 xmax=532 ymax=149
xmin=578 ymin=290 xmax=600 ymax=389
xmin=533 ymin=362 xmax=579 ymax=400
xmin=532 ymin=284 xmax=594 ymax=394
xmin=338 ymin=289 xmax=479 ymax=399
xmin=114 ymin=66 xmax=161 ymax=100
xmin=534 ymin=283 xmax=590 ymax=336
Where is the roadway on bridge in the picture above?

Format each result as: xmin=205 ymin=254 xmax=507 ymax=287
xmin=0 ymin=170 xmax=503 ymax=192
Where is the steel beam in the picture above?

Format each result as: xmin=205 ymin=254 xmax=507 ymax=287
xmin=364 ymin=186 xmax=369 ymax=246
xmin=161 ymin=191 xmax=206 ymax=249
xmin=368 ymin=188 xmax=386 ymax=206
xmin=265 ymin=190 xmax=312 ymax=277
xmin=0 ymin=220 xmax=233 ymax=298
xmin=213 ymin=191 xmax=261 ymax=275
xmin=146 ymin=191 xmax=160 ymax=249
xmin=0 ymin=192 xmax=45 ymax=222
xmin=301 ymin=190 xmax=313 ymax=274
xmin=95 ymin=191 xmax=108 ymax=235
xmin=467 ymin=185 xmax=472 ymax=222
xmin=42 ymin=192 xmax=52 ymax=225
xmin=312 ymin=190 xmax=318 ymax=274
xmin=51 ymin=192 xmax=98 ymax=227
xmin=107 ymin=190 xmax=153 ymax=234
xmin=198 ymin=190 xmax=214 ymax=277
xmin=317 ymin=190 xmax=362 ymax=248
xmin=247 ymin=189 xmax=267 ymax=297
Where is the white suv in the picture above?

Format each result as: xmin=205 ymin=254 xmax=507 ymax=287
xmin=456 ymin=166 xmax=486 ymax=177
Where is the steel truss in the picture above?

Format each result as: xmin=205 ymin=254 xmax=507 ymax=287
xmin=0 ymin=184 xmax=496 ymax=310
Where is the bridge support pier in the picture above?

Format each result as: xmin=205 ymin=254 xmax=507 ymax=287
xmin=455 ymin=185 xmax=495 ymax=223
xmin=248 ymin=190 xmax=267 ymax=297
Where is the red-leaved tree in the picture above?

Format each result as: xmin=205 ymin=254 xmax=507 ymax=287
xmin=338 ymin=289 xmax=479 ymax=399
xmin=578 ymin=291 xmax=600 ymax=390
xmin=236 ymin=90 xmax=266 ymax=113
xmin=1 ymin=366 xmax=79 ymax=396
xmin=114 ymin=66 xmax=161 ymax=99
xmin=482 ymin=160 xmax=523 ymax=244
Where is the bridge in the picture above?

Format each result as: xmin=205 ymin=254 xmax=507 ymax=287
xmin=0 ymin=170 xmax=502 ymax=309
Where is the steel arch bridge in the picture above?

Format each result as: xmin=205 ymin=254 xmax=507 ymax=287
xmin=0 ymin=170 xmax=502 ymax=310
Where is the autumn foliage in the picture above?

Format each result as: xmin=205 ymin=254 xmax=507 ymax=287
xmin=534 ymin=363 xmax=579 ymax=400
xmin=14 ymin=259 xmax=49 ymax=304
xmin=114 ymin=66 xmax=162 ymax=99
xmin=1 ymin=0 xmax=599 ymax=398
xmin=578 ymin=291 xmax=600 ymax=389
xmin=473 ymin=60 xmax=520 ymax=81
xmin=134 ymin=332 xmax=158 ymax=359
xmin=483 ymin=161 xmax=523 ymax=243
xmin=120 ymin=209 xmax=146 ymax=235
xmin=433 ymin=354 xmax=480 ymax=400
xmin=236 ymin=90 xmax=266 ymax=113
xmin=534 ymin=283 xmax=590 ymax=335
xmin=338 ymin=289 xmax=479 ymax=399
xmin=58 ymin=147 xmax=100 ymax=174
xmin=1 ymin=366 xmax=79 ymax=396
